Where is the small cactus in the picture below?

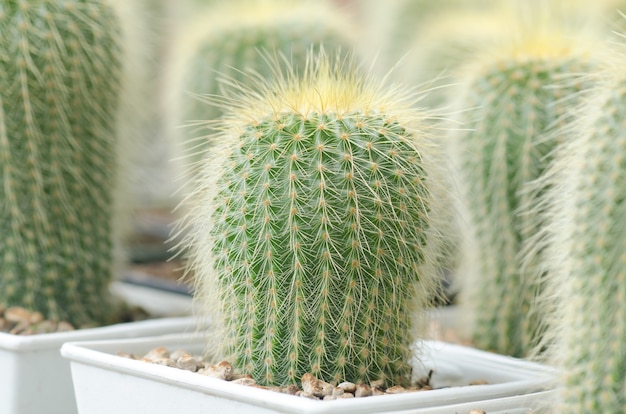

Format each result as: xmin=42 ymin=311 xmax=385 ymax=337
xmin=449 ymin=10 xmax=599 ymax=357
xmin=178 ymin=50 xmax=452 ymax=387
xmin=0 ymin=0 xmax=122 ymax=326
xmin=527 ymin=42 xmax=626 ymax=413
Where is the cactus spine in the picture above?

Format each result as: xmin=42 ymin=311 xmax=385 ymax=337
xmin=529 ymin=46 xmax=626 ymax=412
xmin=450 ymin=16 xmax=597 ymax=357
xmin=0 ymin=0 xmax=122 ymax=326
xmin=180 ymin=51 xmax=450 ymax=387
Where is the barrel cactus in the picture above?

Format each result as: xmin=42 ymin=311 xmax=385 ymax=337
xmin=527 ymin=42 xmax=626 ymax=413
xmin=449 ymin=13 xmax=599 ymax=357
xmin=179 ymin=50 xmax=452 ymax=387
xmin=0 ymin=0 xmax=122 ymax=326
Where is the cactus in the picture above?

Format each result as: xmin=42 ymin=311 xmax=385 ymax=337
xmin=449 ymin=12 xmax=599 ymax=357
xmin=527 ymin=43 xmax=626 ymax=413
xmin=0 ymin=0 xmax=122 ymax=326
xmin=179 ymin=50 xmax=451 ymax=387
xmin=173 ymin=0 xmax=353 ymax=165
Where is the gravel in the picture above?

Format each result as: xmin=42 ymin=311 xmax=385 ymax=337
xmin=0 ymin=303 xmax=150 ymax=335
xmin=121 ymin=346 xmax=440 ymax=400
xmin=0 ymin=306 xmax=76 ymax=335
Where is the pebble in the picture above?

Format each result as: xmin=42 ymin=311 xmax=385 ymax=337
xmin=354 ymin=383 xmax=373 ymax=398
xmin=320 ymin=386 xmax=348 ymax=401
xmin=232 ymin=377 xmax=257 ymax=386
xmin=215 ymin=361 xmax=234 ymax=380
xmin=169 ymin=349 xmax=187 ymax=361
xmin=370 ymin=379 xmax=385 ymax=391
xmin=385 ymin=385 xmax=410 ymax=394
xmin=280 ymin=384 xmax=300 ymax=395
xmin=337 ymin=381 xmax=357 ymax=393
xmin=336 ymin=392 xmax=355 ymax=399
xmin=128 ymin=347 xmax=447 ymax=401
xmin=199 ymin=360 xmax=234 ymax=380
xmin=5 ymin=307 xmax=32 ymax=323
xmin=176 ymin=353 xmax=202 ymax=372
xmin=301 ymin=373 xmax=334 ymax=398
xmin=142 ymin=357 xmax=177 ymax=368
xmin=145 ymin=346 xmax=170 ymax=360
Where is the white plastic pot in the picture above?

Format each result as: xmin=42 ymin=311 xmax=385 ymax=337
xmin=61 ymin=333 xmax=556 ymax=414
xmin=0 ymin=282 xmax=195 ymax=414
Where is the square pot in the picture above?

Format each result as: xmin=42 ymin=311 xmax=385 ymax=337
xmin=61 ymin=333 xmax=556 ymax=414
xmin=0 ymin=282 xmax=196 ymax=414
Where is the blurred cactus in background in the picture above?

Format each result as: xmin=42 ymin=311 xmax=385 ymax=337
xmin=0 ymin=0 xmax=122 ymax=326
xmin=177 ymin=50 xmax=453 ymax=387
xmin=526 ymin=35 xmax=626 ymax=413
xmin=448 ymin=4 xmax=600 ymax=357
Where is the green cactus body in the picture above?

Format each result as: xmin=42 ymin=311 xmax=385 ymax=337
xmin=182 ymin=53 xmax=450 ymax=387
xmin=451 ymin=32 xmax=597 ymax=357
xmin=176 ymin=0 xmax=353 ymax=158
xmin=0 ymin=0 xmax=122 ymax=326
xmin=530 ymin=54 xmax=626 ymax=412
